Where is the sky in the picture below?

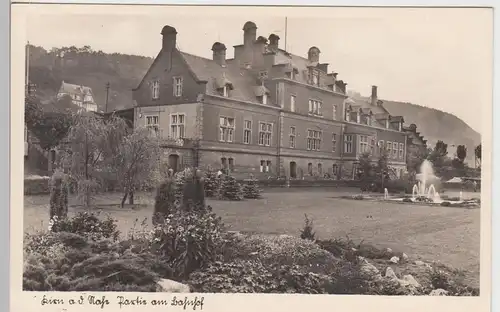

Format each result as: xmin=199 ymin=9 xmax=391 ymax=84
xmin=20 ymin=4 xmax=492 ymax=133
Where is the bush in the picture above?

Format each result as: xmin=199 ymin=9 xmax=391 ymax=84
xmin=204 ymin=170 xmax=220 ymax=198
xmin=23 ymin=231 xmax=168 ymax=292
xmin=317 ymin=238 xmax=397 ymax=261
xmin=402 ymin=198 xmax=413 ymax=203
xmin=49 ymin=171 xmax=69 ymax=220
xmin=218 ymin=175 xmax=244 ymax=201
xmin=242 ymin=179 xmax=262 ymax=199
xmin=352 ymin=195 xmax=364 ymax=200
xmin=188 ymin=260 xmax=333 ymax=294
xmin=149 ymin=206 xmax=226 ymax=278
xmin=440 ymin=201 xmax=451 ymax=207
xmin=49 ymin=211 xmax=120 ymax=242
xmin=429 ymin=268 xmax=479 ymax=296
xmin=300 ymin=214 xmax=316 ymax=241
xmin=227 ymin=234 xmax=339 ymax=274
xmin=24 ymin=176 xmax=50 ymax=195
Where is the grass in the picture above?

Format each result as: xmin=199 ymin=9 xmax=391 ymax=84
xmin=23 ymin=187 xmax=480 ymax=288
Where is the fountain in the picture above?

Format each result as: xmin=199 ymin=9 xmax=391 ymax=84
xmin=459 ymin=191 xmax=463 ymax=202
xmin=411 ymin=160 xmax=443 ymax=203
xmin=384 ymin=188 xmax=389 ymax=200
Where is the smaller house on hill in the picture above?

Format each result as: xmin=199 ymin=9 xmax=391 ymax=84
xmin=57 ymin=81 xmax=98 ymax=112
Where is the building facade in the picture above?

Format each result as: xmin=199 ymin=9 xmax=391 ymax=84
xmin=132 ymin=22 xmax=408 ymax=179
xmin=57 ymin=81 xmax=98 ymax=112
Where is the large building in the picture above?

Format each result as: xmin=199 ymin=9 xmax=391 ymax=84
xmin=57 ymin=81 xmax=99 ymax=112
xmin=132 ymin=21 xmax=408 ymax=179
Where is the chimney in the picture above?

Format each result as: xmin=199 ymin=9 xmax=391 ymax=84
xmin=308 ymin=46 xmax=320 ymax=63
xmin=212 ymin=42 xmax=227 ymax=66
xmin=243 ymin=21 xmax=257 ymax=47
xmin=268 ymin=34 xmax=280 ymax=52
xmin=371 ymin=85 xmax=378 ymax=105
xmin=161 ymin=25 xmax=177 ymax=53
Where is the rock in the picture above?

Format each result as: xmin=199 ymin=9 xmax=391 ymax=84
xmin=385 ymin=267 xmax=398 ymax=279
xmin=157 ymin=279 xmax=190 ymax=293
xmin=401 ymin=274 xmax=421 ymax=288
xmin=389 ymin=256 xmax=400 ymax=264
xmin=402 ymin=253 xmax=409 ymax=261
xmin=430 ymin=289 xmax=449 ymax=296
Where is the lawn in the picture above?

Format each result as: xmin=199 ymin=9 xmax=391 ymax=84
xmin=23 ymin=187 xmax=480 ymax=287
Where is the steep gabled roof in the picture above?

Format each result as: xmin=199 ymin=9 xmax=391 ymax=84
xmin=58 ymin=81 xmax=94 ymax=98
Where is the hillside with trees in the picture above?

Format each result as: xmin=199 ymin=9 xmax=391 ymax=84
xmin=27 ymin=44 xmax=154 ymax=112
xmin=348 ymin=91 xmax=481 ymax=166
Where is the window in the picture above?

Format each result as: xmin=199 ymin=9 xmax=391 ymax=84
xmin=345 ymin=108 xmax=351 ymax=122
xmin=307 ymin=130 xmax=322 ymax=151
xmin=393 ymin=142 xmax=398 ymax=158
xmin=260 ymin=160 xmax=271 ymax=173
xmin=308 ymin=99 xmax=322 ymax=116
xmin=359 ymin=135 xmax=369 ymax=154
xmin=221 ymin=157 xmax=227 ymax=169
xmin=258 ymin=94 xmax=268 ymax=105
xmin=399 ymin=143 xmax=405 ymax=159
xmin=310 ymin=69 xmax=319 ymax=86
xmin=332 ymin=104 xmax=337 ymax=120
xmin=370 ymin=137 xmax=376 ymax=154
xmin=243 ymin=120 xmax=252 ymax=144
xmin=344 ymin=135 xmax=353 ymax=153
xmin=146 ymin=115 xmax=159 ymax=136
xmin=228 ymin=158 xmax=234 ymax=172
xmin=332 ymin=133 xmax=337 ymax=152
xmin=289 ymin=126 xmax=296 ymax=148
xmin=318 ymin=163 xmax=323 ymax=175
xmin=308 ymin=163 xmax=313 ymax=175
xmin=259 ymin=71 xmax=268 ymax=79
xmin=152 ymin=80 xmax=160 ymax=99
xmin=387 ymin=142 xmax=392 ymax=156
xmin=219 ymin=116 xmax=235 ymax=142
xmin=170 ymin=114 xmax=185 ymax=139
xmin=222 ymin=85 xmax=229 ymax=97
xmin=378 ymin=140 xmax=384 ymax=151
xmin=173 ymin=77 xmax=183 ymax=97
xmin=290 ymin=95 xmax=296 ymax=112
xmin=258 ymin=122 xmax=273 ymax=146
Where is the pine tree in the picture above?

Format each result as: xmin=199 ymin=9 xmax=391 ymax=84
xmin=218 ymin=175 xmax=244 ymax=201
xmin=203 ymin=170 xmax=220 ymax=198
xmin=242 ymin=179 xmax=262 ymax=199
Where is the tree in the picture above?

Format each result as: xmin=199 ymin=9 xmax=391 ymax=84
xmin=109 ymin=127 xmax=161 ymax=207
xmin=358 ymin=152 xmax=374 ymax=185
xmin=475 ymin=144 xmax=481 ymax=162
xmin=24 ymin=94 xmax=43 ymax=128
xmin=456 ymin=145 xmax=467 ymax=163
xmin=406 ymin=145 xmax=429 ymax=175
xmin=428 ymin=140 xmax=449 ymax=175
xmin=60 ymin=114 xmax=128 ymax=207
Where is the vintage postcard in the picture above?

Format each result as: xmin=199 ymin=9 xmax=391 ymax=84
xmin=11 ymin=3 xmax=492 ymax=312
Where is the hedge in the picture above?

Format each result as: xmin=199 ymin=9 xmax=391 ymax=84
xmin=24 ymin=176 xmax=50 ymax=195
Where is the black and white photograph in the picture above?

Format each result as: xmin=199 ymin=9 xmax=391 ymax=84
xmin=12 ymin=3 xmax=492 ymax=308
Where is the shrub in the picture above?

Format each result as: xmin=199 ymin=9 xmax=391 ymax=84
xmin=440 ymin=201 xmax=451 ymax=207
xmin=317 ymin=238 xmax=396 ymax=261
xmin=50 ymin=211 xmax=120 ymax=242
xmin=204 ymin=170 xmax=220 ymax=198
xmin=188 ymin=260 xmax=333 ymax=294
xmin=242 ymin=179 xmax=262 ymax=199
xmin=402 ymin=198 xmax=413 ymax=203
xmin=23 ymin=231 xmax=169 ymax=292
xmin=300 ymin=214 xmax=316 ymax=241
xmin=24 ymin=176 xmax=50 ymax=195
xmin=149 ymin=206 xmax=226 ymax=278
xmin=352 ymin=195 xmax=364 ymax=200
xmin=49 ymin=171 xmax=69 ymax=220
xmin=429 ymin=268 xmax=479 ymax=296
xmin=217 ymin=175 xmax=244 ymax=201
xmin=227 ymin=234 xmax=338 ymax=274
